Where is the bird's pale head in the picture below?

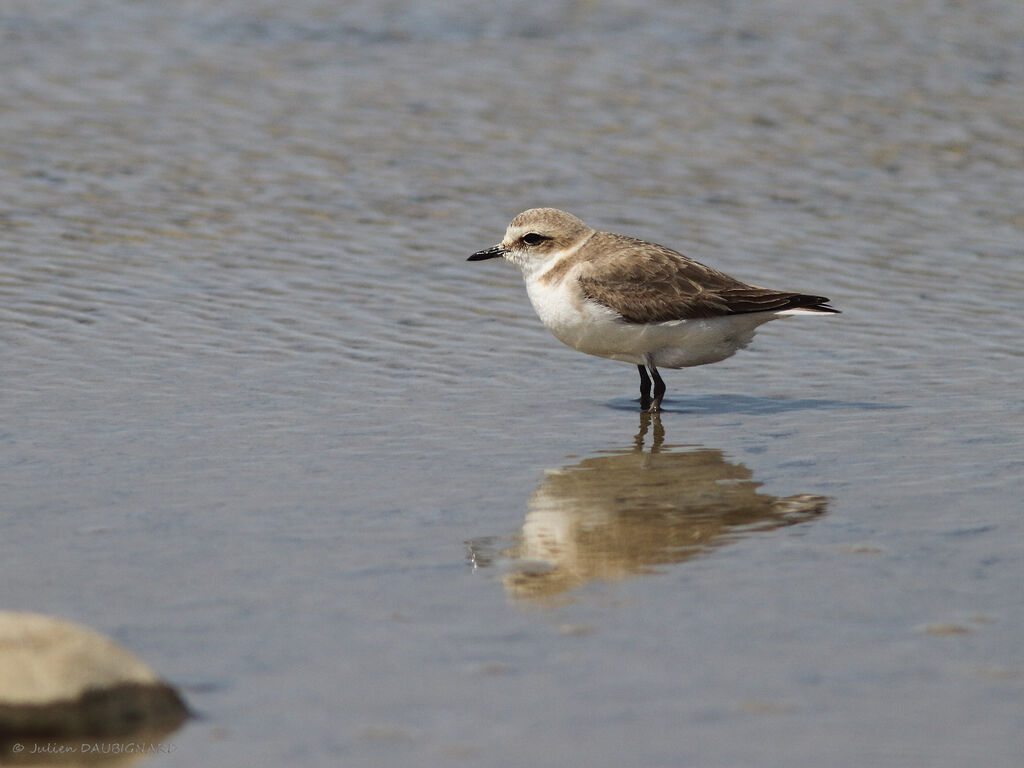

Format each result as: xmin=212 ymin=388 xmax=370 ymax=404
xmin=468 ymin=208 xmax=595 ymax=275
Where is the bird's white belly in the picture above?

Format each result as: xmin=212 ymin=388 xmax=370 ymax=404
xmin=525 ymin=277 xmax=779 ymax=369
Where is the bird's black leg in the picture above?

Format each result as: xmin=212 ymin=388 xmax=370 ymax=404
xmin=647 ymin=365 xmax=666 ymax=414
xmin=637 ymin=365 xmax=652 ymax=410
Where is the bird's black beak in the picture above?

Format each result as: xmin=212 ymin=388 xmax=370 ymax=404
xmin=468 ymin=244 xmax=506 ymax=261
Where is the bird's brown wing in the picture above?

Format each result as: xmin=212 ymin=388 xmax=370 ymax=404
xmin=576 ymin=234 xmax=836 ymax=323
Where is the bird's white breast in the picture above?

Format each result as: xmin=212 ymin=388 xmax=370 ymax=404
xmin=522 ymin=259 xmax=781 ymax=369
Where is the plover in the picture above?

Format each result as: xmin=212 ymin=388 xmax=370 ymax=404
xmin=469 ymin=208 xmax=839 ymax=413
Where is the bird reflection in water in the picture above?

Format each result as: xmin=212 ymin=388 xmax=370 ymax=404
xmin=467 ymin=414 xmax=828 ymax=602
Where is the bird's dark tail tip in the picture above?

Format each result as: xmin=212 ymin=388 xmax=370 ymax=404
xmin=792 ymin=295 xmax=840 ymax=314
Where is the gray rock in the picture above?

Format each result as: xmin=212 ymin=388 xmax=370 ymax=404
xmin=0 ymin=612 xmax=187 ymax=739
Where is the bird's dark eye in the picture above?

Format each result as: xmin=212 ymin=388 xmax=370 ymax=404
xmin=522 ymin=233 xmax=546 ymax=246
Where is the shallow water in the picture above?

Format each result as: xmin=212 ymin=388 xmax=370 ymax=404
xmin=2 ymin=0 xmax=1022 ymax=766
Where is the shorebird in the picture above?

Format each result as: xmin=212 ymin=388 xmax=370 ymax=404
xmin=469 ymin=208 xmax=838 ymax=413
